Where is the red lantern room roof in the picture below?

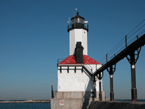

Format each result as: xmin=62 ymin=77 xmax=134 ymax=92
xmin=58 ymin=55 xmax=101 ymax=65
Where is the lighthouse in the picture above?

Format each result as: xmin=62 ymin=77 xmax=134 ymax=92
xmin=68 ymin=12 xmax=88 ymax=55
xmin=51 ymin=12 xmax=105 ymax=109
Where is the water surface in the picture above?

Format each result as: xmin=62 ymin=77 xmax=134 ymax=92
xmin=0 ymin=103 xmax=50 ymax=109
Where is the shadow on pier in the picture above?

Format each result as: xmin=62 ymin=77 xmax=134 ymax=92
xmin=88 ymin=101 xmax=145 ymax=109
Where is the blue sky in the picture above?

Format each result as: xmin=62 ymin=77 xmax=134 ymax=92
xmin=0 ymin=0 xmax=145 ymax=100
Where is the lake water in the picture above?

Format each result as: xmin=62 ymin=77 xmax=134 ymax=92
xmin=0 ymin=103 xmax=50 ymax=109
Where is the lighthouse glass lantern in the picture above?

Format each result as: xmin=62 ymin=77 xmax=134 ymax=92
xmin=68 ymin=12 xmax=88 ymax=32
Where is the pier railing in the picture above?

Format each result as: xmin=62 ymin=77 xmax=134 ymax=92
xmin=52 ymin=91 xmax=57 ymax=98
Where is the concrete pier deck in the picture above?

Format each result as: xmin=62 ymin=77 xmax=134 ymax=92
xmin=88 ymin=101 xmax=145 ymax=109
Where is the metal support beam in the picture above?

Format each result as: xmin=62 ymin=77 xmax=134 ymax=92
xmin=67 ymin=66 xmax=69 ymax=73
xmin=97 ymin=72 xmax=103 ymax=101
xmin=107 ymin=64 xmax=116 ymax=101
xmin=60 ymin=66 xmax=62 ymax=73
xmin=126 ymin=47 xmax=141 ymax=102
xmin=99 ymin=79 xmax=102 ymax=101
xmin=131 ymin=63 xmax=137 ymax=102
xmin=81 ymin=67 xmax=83 ymax=73
xmin=110 ymin=74 xmax=114 ymax=101
xmin=74 ymin=66 xmax=76 ymax=73
xmin=93 ymin=76 xmax=96 ymax=98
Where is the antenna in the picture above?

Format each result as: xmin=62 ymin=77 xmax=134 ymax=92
xmin=74 ymin=8 xmax=77 ymax=16
xmin=67 ymin=17 xmax=70 ymax=24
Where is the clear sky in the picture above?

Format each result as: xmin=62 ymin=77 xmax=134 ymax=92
xmin=0 ymin=0 xmax=145 ymax=100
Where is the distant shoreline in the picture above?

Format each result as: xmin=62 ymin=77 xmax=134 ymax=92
xmin=0 ymin=100 xmax=50 ymax=103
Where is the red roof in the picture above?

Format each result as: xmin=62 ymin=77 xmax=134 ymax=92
xmin=58 ymin=55 xmax=101 ymax=65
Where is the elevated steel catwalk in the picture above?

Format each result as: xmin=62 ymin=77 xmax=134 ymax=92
xmin=93 ymin=34 xmax=145 ymax=76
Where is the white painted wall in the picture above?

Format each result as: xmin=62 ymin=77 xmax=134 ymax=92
xmin=69 ymin=29 xmax=88 ymax=55
xmin=57 ymin=64 xmax=103 ymax=92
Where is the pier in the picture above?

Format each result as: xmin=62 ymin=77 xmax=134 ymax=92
xmin=0 ymin=100 xmax=50 ymax=103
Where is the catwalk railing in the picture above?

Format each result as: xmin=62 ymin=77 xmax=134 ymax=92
xmin=95 ymin=19 xmax=145 ymax=76
xmin=99 ymin=19 xmax=145 ymax=65
xmin=93 ymin=33 xmax=145 ymax=76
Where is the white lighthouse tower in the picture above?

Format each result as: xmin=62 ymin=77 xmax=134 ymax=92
xmin=51 ymin=12 xmax=105 ymax=109
xmin=69 ymin=12 xmax=88 ymax=55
